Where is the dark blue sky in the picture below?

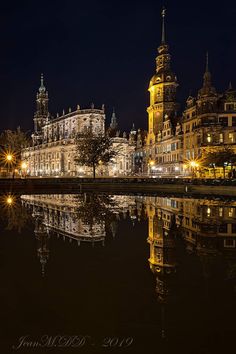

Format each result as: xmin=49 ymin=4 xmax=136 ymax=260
xmin=0 ymin=0 xmax=236 ymax=133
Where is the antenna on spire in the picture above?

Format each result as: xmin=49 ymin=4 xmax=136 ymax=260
xmin=206 ymin=52 xmax=209 ymax=72
xmin=161 ymin=6 xmax=166 ymax=44
xmin=41 ymin=73 xmax=44 ymax=86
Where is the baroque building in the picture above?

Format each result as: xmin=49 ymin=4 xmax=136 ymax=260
xmin=141 ymin=8 xmax=236 ymax=178
xmin=22 ymin=75 xmax=134 ymax=177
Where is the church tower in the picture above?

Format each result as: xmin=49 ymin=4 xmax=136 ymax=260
xmin=33 ymin=74 xmax=49 ymax=134
xmin=147 ymin=8 xmax=178 ymax=145
xmin=110 ymin=108 xmax=118 ymax=131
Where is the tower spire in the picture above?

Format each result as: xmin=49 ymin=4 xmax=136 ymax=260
xmin=110 ymin=107 xmax=118 ymax=130
xmin=39 ymin=73 xmax=46 ymax=93
xmin=161 ymin=6 xmax=166 ymax=44
xmin=198 ymin=52 xmax=216 ymax=98
xmin=205 ymin=51 xmax=209 ymax=73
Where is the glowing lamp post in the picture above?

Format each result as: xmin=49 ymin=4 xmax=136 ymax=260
xmin=148 ymin=160 xmax=155 ymax=176
xmin=6 ymin=154 xmax=13 ymax=162
xmin=4 ymin=153 xmax=15 ymax=177
xmin=189 ymin=160 xmax=200 ymax=178
xmin=21 ymin=162 xmax=27 ymax=178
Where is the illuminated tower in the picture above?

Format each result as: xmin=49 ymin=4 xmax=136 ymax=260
xmin=33 ymin=74 xmax=49 ymax=144
xmin=147 ymin=8 xmax=178 ymax=145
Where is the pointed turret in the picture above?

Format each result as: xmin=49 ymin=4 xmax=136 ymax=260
xmin=110 ymin=108 xmax=118 ymax=130
xmin=33 ymin=74 xmax=49 ymax=138
xmin=161 ymin=6 xmax=166 ymax=44
xmin=147 ymin=7 xmax=179 ymax=144
xmin=39 ymin=73 xmax=46 ymax=93
xmin=198 ymin=52 xmax=216 ymax=98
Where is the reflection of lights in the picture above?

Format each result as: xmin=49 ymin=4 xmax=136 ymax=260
xmin=6 ymin=197 xmax=13 ymax=205
xmin=4 ymin=195 xmax=15 ymax=206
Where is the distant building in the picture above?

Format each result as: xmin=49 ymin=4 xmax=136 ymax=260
xmin=22 ymin=75 xmax=134 ymax=177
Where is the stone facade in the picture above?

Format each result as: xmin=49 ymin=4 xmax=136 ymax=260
xmin=142 ymin=9 xmax=236 ymax=178
xmin=22 ymin=75 xmax=134 ymax=177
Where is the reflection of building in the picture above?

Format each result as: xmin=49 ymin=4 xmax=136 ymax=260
xmin=22 ymin=76 xmax=134 ymax=177
xmin=22 ymin=194 xmax=107 ymax=244
xmin=141 ymin=195 xmax=236 ymax=293
xmin=145 ymin=197 xmax=178 ymax=303
xmin=21 ymin=194 xmax=137 ymax=274
xmin=31 ymin=206 xmax=50 ymax=276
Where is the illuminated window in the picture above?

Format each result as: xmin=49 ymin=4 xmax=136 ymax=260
xmin=219 ymin=133 xmax=223 ymax=143
xmin=219 ymin=208 xmax=223 ymax=217
xmin=224 ymin=239 xmax=235 ymax=248
xmin=207 ymin=207 xmax=211 ymax=216
xmin=207 ymin=134 xmax=212 ymax=143
xmin=226 ymin=103 xmax=235 ymax=111
xmin=229 ymin=208 xmax=234 ymax=217
xmin=229 ymin=133 xmax=234 ymax=142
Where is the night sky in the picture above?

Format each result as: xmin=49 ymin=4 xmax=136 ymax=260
xmin=0 ymin=0 xmax=236 ymax=133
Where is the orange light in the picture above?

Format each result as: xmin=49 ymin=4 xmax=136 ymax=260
xmin=21 ymin=162 xmax=27 ymax=169
xmin=6 ymin=196 xmax=13 ymax=205
xmin=6 ymin=154 xmax=13 ymax=162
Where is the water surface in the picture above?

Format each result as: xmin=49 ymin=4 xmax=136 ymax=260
xmin=0 ymin=193 xmax=236 ymax=354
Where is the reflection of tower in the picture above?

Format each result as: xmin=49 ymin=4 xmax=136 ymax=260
xmin=109 ymin=220 xmax=118 ymax=238
xmin=147 ymin=205 xmax=178 ymax=338
xmin=33 ymin=206 xmax=50 ymax=277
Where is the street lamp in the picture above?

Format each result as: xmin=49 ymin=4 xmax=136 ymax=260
xmin=21 ymin=161 xmax=27 ymax=178
xmin=148 ymin=159 xmax=155 ymax=176
xmin=4 ymin=152 xmax=15 ymax=177
xmin=189 ymin=160 xmax=200 ymax=177
xmin=6 ymin=154 xmax=13 ymax=162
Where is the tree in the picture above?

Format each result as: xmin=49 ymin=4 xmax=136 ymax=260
xmin=203 ymin=146 xmax=236 ymax=178
xmin=74 ymin=130 xmax=118 ymax=178
xmin=75 ymin=193 xmax=119 ymax=234
xmin=0 ymin=127 xmax=30 ymax=168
